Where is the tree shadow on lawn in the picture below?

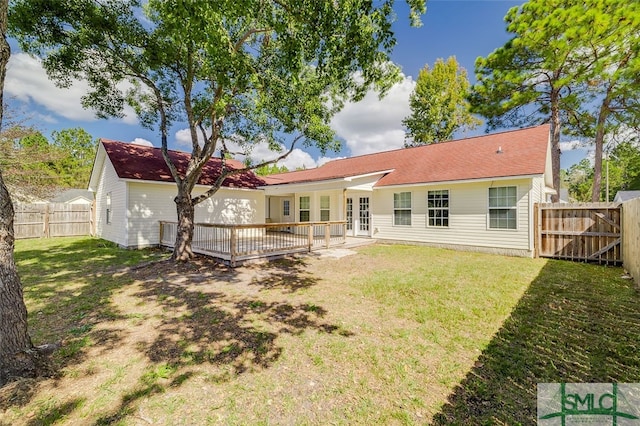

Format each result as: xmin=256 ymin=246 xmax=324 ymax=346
xmin=93 ymin=255 xmax=352 ymax=424
xmin=8 ymin=241 xmax=346 ymax=423
xmin=432 ymin=260 xmax=640 ymax=425
xmin=133 ymin=256 xmax=350 ymax=371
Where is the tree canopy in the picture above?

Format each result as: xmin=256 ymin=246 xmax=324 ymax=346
xmin=0 ymin=123 xmax=97 ymax=200
xmin=10 ymin=0 xmax=427 ymax=260
xmin=402 ymin=56 xmax=480 ymax=146
xmin=470 ymin=0 xmax=640 ymax=202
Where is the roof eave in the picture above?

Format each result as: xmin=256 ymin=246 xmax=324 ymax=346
xmin=259 ymin=169 xmax=395 ymax=190
xmin=374 ymin=173 xmax=546 ymax=189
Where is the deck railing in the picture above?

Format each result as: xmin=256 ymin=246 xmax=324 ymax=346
xmin=159 ymin=221 xmax=347 ymax=266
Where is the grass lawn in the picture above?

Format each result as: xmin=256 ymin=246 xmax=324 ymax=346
xmin=1 ymin=237 xmax=639 ymax=424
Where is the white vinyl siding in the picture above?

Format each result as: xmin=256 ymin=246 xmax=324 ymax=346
xmin=124 ymin=183 xmax=265 ymax=248
xmin=94 ymin=159 xmax=127 ymax=246
xmin=372 ymin=179 xmax=533 ymax=253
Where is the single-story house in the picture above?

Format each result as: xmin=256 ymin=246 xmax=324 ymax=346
xmin=51 ymin=189 xmax=94 ymax=205
xmin=88 ymin=124 xmax=554 ymax=257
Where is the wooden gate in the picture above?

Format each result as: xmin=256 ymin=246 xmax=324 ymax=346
xmin=535 ymin=203 xmax=621 ymax=264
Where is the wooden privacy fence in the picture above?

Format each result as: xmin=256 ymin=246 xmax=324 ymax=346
xmin=535 ymin=203 xmax=621 ymax=264
xmin=622 ymin=198 xmax=640 ymax=286
xmin=14 ymin=203 xmax=93 ymax=239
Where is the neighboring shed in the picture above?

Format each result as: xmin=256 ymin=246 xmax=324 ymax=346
xmin=51 ymin=189 xmax=93 ymax=205
xmin=614 ymin=190 xmax=640 ymax=203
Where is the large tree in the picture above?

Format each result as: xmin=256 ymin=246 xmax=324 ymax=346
xmin=10 ymin=0 xmax=427 ymax=261
xmin=51 ymin=127 xmax=98 ymax=188
xmin=469 ymin=0 xmax=627 ymax=202
xmin=0 ymin=0 xmax=37 ymax=387
xmin=402 ymin=56 xmax=480 ymax=146
xmin=565 ymin=2 xmax=640 ymax=202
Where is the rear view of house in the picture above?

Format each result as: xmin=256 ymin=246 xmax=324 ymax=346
xmin=89 ymin=125 xmax=553 ymax=258
xmin=262 ymin=124 xmax=554 ymax=257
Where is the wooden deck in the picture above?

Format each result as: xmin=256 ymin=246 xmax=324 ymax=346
xmin=160 ymin=221 xmax=357 ymax=266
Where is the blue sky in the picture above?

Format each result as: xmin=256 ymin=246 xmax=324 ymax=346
xmin=5 ymin=0 xmax=588 ymax=170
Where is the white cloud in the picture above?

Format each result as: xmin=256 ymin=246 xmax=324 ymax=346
xmin=228 ymin=138 xmax=318 ymax=170
xmin=317 ymin=156 xmax=345 ymax=167
xmin=175 ymin=128 xmax=206 ymax=147
xmin=6 ymin=53 xmax=97 ymax=121
xmin=6 ymin=52 xmax=139 ymax=124
xmin=173 ymin=127 xmax=338 ymax=171
xmin=330 ymin=74 xmax=415 ymax=157
xmin=131 ymin=137 xmax=154 ymax=147
xmin=559 ymin=139 xmax=583 ymax=152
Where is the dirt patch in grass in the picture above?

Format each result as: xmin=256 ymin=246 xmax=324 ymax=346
xmin=2 ymin=238 xmax=639 ymax=425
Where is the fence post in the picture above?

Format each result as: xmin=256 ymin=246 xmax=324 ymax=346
xmin=230 ymin=227 xmax=237 ymax=267
xmin=307 ymin=224 xmax=313 ymax=252
xmin=159 ymin=221 xmax=164 ymax=245
xmin=325 ymin=223 xmax=330 ymax=248
xmin=43 ymin=203 xmax=50 ymax=238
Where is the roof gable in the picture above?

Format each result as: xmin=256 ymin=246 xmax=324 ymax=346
xmin=265 ymin=125 xmax=551 ymax=187
xmin=101 ymin=140 xmax=266 ymax=189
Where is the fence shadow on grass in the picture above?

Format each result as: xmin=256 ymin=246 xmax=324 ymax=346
xmin=432 ymin=260 xmax=640 ymax=425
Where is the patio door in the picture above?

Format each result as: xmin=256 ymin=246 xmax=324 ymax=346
xmin=346 ymin=196 xmax=370 ymax=236
xmin=282 ymin=198 xmax=293 ymax=223
xmin=358 ymin=197 xmax=370 ymax=236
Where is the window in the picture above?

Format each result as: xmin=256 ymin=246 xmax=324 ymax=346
xmin=106 ymin=192 xmax=112 ymax=224
xmin=346 ymin=198 xmax=353 ymax=230
xmin=489 ymin=186 xmax=517 ymax=229
xmin=393 ymin=192 xmax=412 ymax=226
xmin=283 ymin=200 xmax=290 ymax=217
xmin=320 ymin=196 xmax=330 ymax=221
xmin=428 ymin=190 xmax=449 ymax=227
xmin=299 ymin=196 xmax=310 ymax=222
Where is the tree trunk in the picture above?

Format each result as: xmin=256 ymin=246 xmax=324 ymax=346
xmin=171 ymin=186 xmax=195 ymax=262
xmin=0 ymin=170 xmax=36 ymax=387
xmin=550 ymin=92 xmax=562 ymax=203
xmin=0 ymin=0 xmax=7 ymax=130
xmin=591 ymin=99 xmax=611 ymax=202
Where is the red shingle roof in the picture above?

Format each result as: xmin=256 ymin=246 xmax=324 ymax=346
xmin=264 ymin=125 xmax=550 ymax=187
xmin=101 ymin=140 xmax=266 ymax=189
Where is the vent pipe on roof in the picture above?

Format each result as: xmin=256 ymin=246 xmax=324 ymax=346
xmin=496 ymin=146 xmax=503 ymax=154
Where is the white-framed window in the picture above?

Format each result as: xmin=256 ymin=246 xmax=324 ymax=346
xmin=320 ymin=196 xmax=330 ymax=221
xmin=427 ymin=190 xmax=449 ymax=227
xmin=488 ymin=186 xmax=517 ymax=229
xmin=346 ymin=198 xmax=353 ymax=231
xmin=393 ymin=192 xmax=412 ymax=226
xmin=283 ymin=199 xmax=290 ymax=217
xmin=299 ymin=196 xmax=310 ymax=222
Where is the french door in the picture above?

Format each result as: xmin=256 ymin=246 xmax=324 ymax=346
xmin=346 ymin=196 xmax=370 ymax=236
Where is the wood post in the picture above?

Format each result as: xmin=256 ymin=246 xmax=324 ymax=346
xmin=325 ymin=223 xmax=330 ymax=248
xmin=230 ymin=227 xmax=237 ymax=267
